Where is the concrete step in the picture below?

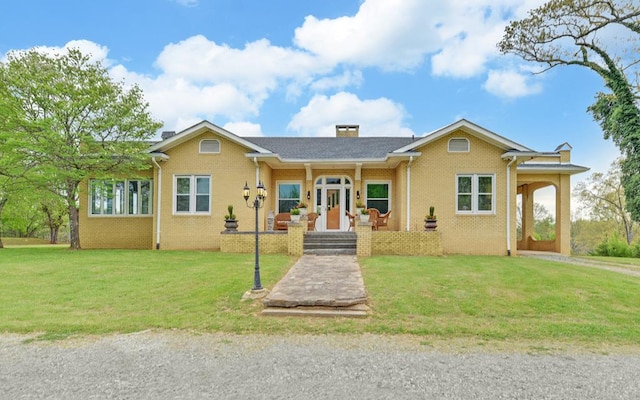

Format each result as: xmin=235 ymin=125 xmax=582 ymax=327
xmin=261 ymin=303 xmax=370 ymax=318
xmin=303 ymin=248 xmax=356 ymax=256
xmin=303 ymin=232 xmax=357 ymax=256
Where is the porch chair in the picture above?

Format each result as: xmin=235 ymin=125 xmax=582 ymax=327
xmin=366 ymin=208 xmax=381 ymax=230
xmin=306 ymin=212 xmax=318 ymax=231
xmin=274 ymin=212 xmax=291 ymax=230
xmin=376 ymin=210 xmax=391 ymax=230
xmin=345 ymin=211 xmax=356 ymax=231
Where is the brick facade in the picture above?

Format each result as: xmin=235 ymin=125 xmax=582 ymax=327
xmin=80 ymin=120 xmax=584 ymax=255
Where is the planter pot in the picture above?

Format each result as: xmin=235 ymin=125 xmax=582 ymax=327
xmin=224 ymin=219 xmax=239 ymax=232
xmin=360 ymin=214 xmax=370 ymax=223
xmin=298 ymin=207 xmax=307 ymax=217
xmin=356 ymin=207 xmax=364 ymax=215
xmin=424 ymin=219 xmax=437 ymax=231
xmin=291 ymin=214 xmax=301 ymax=223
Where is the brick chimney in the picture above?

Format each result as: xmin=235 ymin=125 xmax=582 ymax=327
xmin=336 ymin=125 xmax=359 ymax=138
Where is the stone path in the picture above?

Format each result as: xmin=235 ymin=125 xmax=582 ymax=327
xmin=262 ymin=255 xmax=369 ymax=317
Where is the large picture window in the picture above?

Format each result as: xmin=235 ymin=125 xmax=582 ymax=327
xmin=175 ymin=175 xmax=211 ymax=214
xmin=278 ymin=182 xmax=301 ymax=213
xmin=366 ymin=182 xmax=390 ymax=213
xmin=456 ymin=174 xmax=494 ymax=213
xmin=90 ymin=179 xmax=152 ymax=216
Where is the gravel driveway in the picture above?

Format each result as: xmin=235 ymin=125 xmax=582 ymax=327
xmin=2 ymin=332 xmax=639 ymax=399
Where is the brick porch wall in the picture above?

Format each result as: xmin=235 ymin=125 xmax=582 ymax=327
xmin=220 ymin=231 xmax=288 ymax=254
xmin=372 ymin=231 xmax=443 ymax=256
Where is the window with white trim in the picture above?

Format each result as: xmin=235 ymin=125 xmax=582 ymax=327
xmin=277 ymin=182 xmax=301 ymax=213
xmin=456 ymin=174 xmax=494 ymax=213
xmin=448 ymin=138 xmax=469 ymax=152
xmin=175 ymin=175 xmax=211 ymax=214
xmin=365 ymin=182 xmax=390 ymax=213
xmin=199 ymin=139 xmax=220 ymax=153
xmin=90 ymin=179 xmax=152 ymax=216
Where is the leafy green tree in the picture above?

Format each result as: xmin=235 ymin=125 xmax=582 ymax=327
xmin=499 ymin=0 xmax=640 ymax=219
xmin=574 ymin=158 xmax=639 ymax=244
xmin=0 ymin=48 xmax=162 ymax=249
xmin=41 ymin=194 xmax=67 ymax=244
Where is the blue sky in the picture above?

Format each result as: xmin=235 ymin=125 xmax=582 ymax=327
xmin=0 ymin=0 xmax=621 ymax=184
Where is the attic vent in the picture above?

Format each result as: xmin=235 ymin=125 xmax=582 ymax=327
xmin=200 ymin=139 xmax=220 ymax=154
xmin=448 ymin=138 xmax=469 ymax=152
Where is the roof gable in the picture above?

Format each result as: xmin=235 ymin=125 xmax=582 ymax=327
xmin=393 ymin=119 xmax=533 ymax=153
xmin=148 ymin=120 xmax=271 ymax=154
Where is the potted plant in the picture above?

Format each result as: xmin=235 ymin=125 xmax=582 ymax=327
xmin=424 ymin=205 xmax=437 ymax=231
xmin=359 ymin=208 xmax=370 ymax=222
xmin=297 ymin=202 xmax=308 ymax=216
xmin=224 ymin=204 xmax=238 ymax=232
xmin=355 ymin=200 xmax=365 ymax=215
xmin=290 ymin=207 xmax=301 ymax=223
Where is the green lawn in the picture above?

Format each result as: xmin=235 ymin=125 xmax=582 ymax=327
xmin=1 ymin=248 xmax=639 ymax=346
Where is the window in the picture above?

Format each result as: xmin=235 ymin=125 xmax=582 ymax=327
xmin=278 ymin=183 xmax=301 ymax=213
xmin=199 ymin=139 xmax=220 ymax=153
xmin=456 ymin=174 xmax=494 ymax=213
xmin=366 ymin=182 xmax=390 ymax=213
xmin=175 ymin=175 xmax=211 ymax=214
xmin=448 ymin=138 xmax=469 ymax=152
xmin=90 ymin=179 xmax=152 ymax=216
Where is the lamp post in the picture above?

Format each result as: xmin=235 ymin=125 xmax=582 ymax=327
xmin=243 ymin=180 xmax=267 ymax=291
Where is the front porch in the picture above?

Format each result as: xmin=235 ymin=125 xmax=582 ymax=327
xmin=220 ymin=222 xmax=443 ymax=257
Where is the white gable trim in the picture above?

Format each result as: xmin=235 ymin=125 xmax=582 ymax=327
xmin=148 ymin=120 xmax=272 ymax=154
xmin=393 ymin=119 xmax=533 ymax=153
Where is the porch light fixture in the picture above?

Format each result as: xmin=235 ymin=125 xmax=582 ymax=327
xmin=306 ymin=190 xmax=311 ymax=200
xmin=356 ymin=190 xmax=360 ymax=199
xmin=243 ymin=180 xmax=267 ymax=291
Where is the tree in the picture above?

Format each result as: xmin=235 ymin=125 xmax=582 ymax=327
xmin=499 ymin=0 xmax=640 ymax=219
xmin=41 ymin=195 xmax=67 ymax=244
xmin=0 ymin=48 xmax=162 ymax=249
xmin=574 ymin=158 xmax=639 ymax=244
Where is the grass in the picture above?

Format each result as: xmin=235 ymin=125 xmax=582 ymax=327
xmin=1 ymin=248 xmax=639 ymax=347
xmin=580 ymin=255 xmax=640 ymax=271
xmin=1 ymin=237 xmax=67 ymax=248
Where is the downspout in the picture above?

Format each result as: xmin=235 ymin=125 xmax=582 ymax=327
xmin=253 ymin=157 xmax=259 ymax=186
xmin=406 ymin=156 xmax=414 ymax=231
xmin=152 ymin=157 xmax=162 ymax=250
xmin=506 ymin=156 xmax=517 ymax=256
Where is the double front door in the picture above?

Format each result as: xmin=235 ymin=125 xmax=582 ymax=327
xmin=315 ymin=177 xmax=352 ymax=232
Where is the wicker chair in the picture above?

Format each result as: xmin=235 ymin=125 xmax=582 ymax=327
xmin=376 ymin=210 xmax=391 ymax=230
xmin=306 ymin=212 xmax=318 ymax=231
xmin=366 ymin=208 xmax=381 ymax=230
xmin=274 ymin=212 xmax=291 ymax=230
xmin=345 ymin=211 xmax=357 ymax=231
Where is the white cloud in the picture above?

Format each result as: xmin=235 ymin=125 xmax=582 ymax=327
xmin=294 ymin=0 xmax=546 ymax=79
xmin=483 ymin=69 xmax=542 ymax=98
xmin=294 ymin=0 xmax=441 ymax=71
xmin=2 ymin=39 xmax=111 ymax=66
xmin=288 ymin=92 xmax=414 ymax=137
xmin=310 ymin=70 xmax=364 ymax=92
xmin=223 ymin=121 xmax=264 ymax=137
xmin=155 ymin=35 xmax=326 ymax=92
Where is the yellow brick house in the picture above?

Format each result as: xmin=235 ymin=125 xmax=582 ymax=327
xmin=79 ymin=119 xmax=588 ymax=255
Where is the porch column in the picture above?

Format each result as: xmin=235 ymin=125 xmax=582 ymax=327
xmin=556 ymin=175 xmax=571 ymax=255
xmin=521 ymin=184 xmax=534 ymax=250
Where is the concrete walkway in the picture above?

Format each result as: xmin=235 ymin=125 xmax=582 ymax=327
xmin=262 ymin=255 xmax=369 ymax=317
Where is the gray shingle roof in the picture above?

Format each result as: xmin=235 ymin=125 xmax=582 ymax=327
xmin=245 ymin=137 xmax=415 ymax=160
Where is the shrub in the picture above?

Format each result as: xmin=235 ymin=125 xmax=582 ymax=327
xmin=591 ymin=234 xmax=632 ymax=257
